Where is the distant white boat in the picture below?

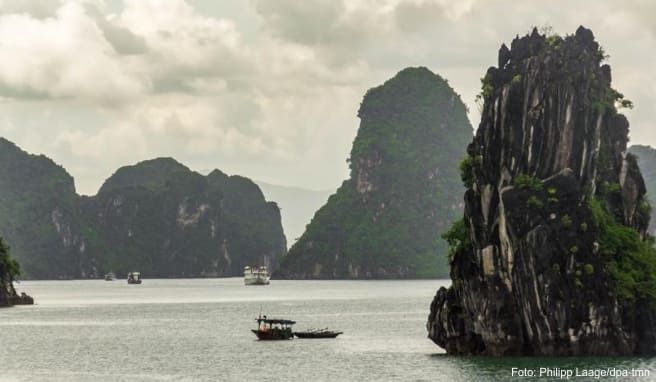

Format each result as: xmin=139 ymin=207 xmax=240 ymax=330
xmin=104 ymin=272 xmax=116 ymax=281
xmin=244 ymin=266 xmax=270 ymax=285
xmin=127 ymin=272 xmax=142 ymax=284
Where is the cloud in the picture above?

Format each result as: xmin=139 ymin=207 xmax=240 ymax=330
xmin=394 ymin=1 xmax=446 ymax=33
xmin=618 ymin=0 xmax=656 ymax=36
xmin=0 ymin=0 xmax=654 ymax=197
xmin=0 ymin=0 xmax=254 ymax=103
xmin=0 ymin=1 xmax=147 ymax=103
xmin=252 ymin=0 xmax=396 ymax=66
xmin=253 ymin=0 xmax=346 ymax=45
xmin=0 ymin=0 xmax=61 ymax=19
xmin=118 ymin=0 xmax=253 ymax=89
xmin=84 ymin=4 xmax=148 ymax=55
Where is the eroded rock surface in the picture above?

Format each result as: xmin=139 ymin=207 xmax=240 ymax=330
xmin=428 ymin=27 xmax=656 ymax=356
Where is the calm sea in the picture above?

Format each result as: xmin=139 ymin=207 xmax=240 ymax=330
xmin=1 ymin=279 xmax=654 ymax=381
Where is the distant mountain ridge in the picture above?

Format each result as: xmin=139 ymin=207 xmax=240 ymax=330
xmin=629 ymin=145 xmax=656 ymax=236
xmin=0 ymin=138 xmax=286 ymax=279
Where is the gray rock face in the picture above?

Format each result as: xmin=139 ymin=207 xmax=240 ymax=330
xmin=427 ymin=27 xmax=656 ymax=356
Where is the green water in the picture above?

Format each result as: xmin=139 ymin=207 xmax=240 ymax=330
xmin=1 ymin=279 xmax=654 ymax=381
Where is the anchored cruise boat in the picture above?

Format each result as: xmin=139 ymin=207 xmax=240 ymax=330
xmin=127 ymin=272 xmax=142 ymax=284
xmin=244 ymin=266 xmax=270 ymax=285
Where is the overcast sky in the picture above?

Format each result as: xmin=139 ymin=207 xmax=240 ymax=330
xmin=0 ymin=0 xmax=654 ymax=195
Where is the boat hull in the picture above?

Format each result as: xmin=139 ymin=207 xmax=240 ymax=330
xmin=294 ymin=331 xmax=343 ymax=339
xmin=244 ymin=277 xmax=270 ymax=285
xmin=252 ymin=329 xmax=293 ymax=340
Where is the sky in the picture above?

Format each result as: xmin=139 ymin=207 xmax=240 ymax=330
xmin=0 ymin=0 xmax=654 ymax=195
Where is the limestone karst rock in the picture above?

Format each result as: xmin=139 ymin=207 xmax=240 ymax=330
xmin=277 ymin=67 xmax=472 ymax=279
xmin=0 ymin=139 xmax=286 ymax=279
xmin=427 ymin=27 xmax=656 ymax=356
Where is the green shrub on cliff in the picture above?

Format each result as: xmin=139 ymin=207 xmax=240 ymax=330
xmin=527 ymin=196 xmax=544 ymax=209
xmin=514 ymin=174 xmax=542 ymax=191
xmin=588 ymin=198 xmax=656 ymax=302
xmin=442 ymin=218 xmax=472 ymax=262
xmin=459 ymin=155 xmax=481 ymax=188
xmin=561 ymin=215 xmax=573 ymax=228
xmin=0 ymin=237 xmax=20 ymax=277
xmin=477 ymin=75 xmax=494 ymax=100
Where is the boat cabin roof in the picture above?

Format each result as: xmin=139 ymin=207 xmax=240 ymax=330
xmin=255 ymin=318 xmax=296 ymax=325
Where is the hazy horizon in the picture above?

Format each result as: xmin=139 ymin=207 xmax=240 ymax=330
xmin=1 ymin=0 xmax=655 ymax=195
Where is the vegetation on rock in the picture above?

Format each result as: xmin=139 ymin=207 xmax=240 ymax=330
xmin=0 ymin=139 xmax=286 ymax=279
xmin=429 ymin=26 xmax=656 ymax=356
xmin=277 ymin=67 xmax=472 ymax=279
xmin=0 ymin=236 xmax=21 ymax=306
xmin=0 ymin=237 xmax=20 ymax=278
xmin=588 ymin=197 xmax=656 ymax=301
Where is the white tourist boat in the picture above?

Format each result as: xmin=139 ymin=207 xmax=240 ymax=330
xmin=244 ymin=266 xmax=270 ymax=285
xmin=127 ymin=272 xmax=142 ymax=284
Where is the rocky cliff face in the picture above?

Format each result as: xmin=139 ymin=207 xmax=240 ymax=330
xmin=85 ymin=160 xmax=286 ymax=278
xmin=277 ymin=67 xmax=472 ymax=279
xmin=0 ymin=139 xmax=286 ymax=279
xmin=428 ymin=27 xmax=656 ymax=356
xmin=0 ymin=138 xmax=83 ymax=278
xmin=629 ymin=145 xmax=656 ymax=236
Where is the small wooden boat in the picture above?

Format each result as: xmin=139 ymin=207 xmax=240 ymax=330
xmin=294 ymin=328 xmax=343 ymax=339
xmin=252 ymin=315 xmax=295 ymax=340
xmin=127 ymin=272 xmax=142 ymax=284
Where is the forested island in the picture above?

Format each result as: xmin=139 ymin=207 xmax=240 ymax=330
xmin=277 ymin=67 xmax=472 ymax=279
xmin=0 ymin=139 xmax=285 ymax=279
